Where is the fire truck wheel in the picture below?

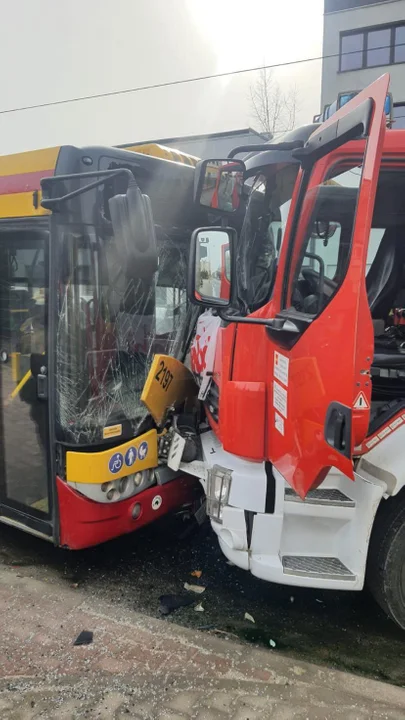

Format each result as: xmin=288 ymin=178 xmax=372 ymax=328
xmin=367 ymin=493 xmax=405 ymax=630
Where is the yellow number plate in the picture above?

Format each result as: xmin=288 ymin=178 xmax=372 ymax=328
xmin=141 ymin=354 xmax=197 ymax=425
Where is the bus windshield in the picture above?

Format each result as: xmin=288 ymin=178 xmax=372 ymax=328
xmin=55 ymin=225 xmax=188 ymax=445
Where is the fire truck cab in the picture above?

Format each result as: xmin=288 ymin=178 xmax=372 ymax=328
xmin=162 ymin=74 xmax=405 ymax=629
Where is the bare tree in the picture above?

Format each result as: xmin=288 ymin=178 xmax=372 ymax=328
xmin=249 ymin=67 xmax=299 ymax=138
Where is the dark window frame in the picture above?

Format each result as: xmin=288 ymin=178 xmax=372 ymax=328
xmin=339 ymin=22 xmax=405 ymax=72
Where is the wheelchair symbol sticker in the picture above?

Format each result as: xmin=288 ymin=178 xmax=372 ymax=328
xmin=138 ymin=441 xmax=148 ymax=461
xmin=108 ymin=452 xmax=123 ymax=474
xmin=125 ymin=446 xmax=137 ymax=467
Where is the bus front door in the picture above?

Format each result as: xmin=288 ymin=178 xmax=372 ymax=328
xmin=0 ymin=230 xmax=53 ymax=538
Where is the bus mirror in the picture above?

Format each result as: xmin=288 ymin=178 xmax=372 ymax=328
xmin=189 ymin=226 xmax=236 ymax=308
xmin=109 ymin=182 xmax=158 ymax=278
xmin=194 ymin=159 xmax=245 ymax=213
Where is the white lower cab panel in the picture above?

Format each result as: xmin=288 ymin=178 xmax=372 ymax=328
xmin=199 ymin=431 xmax=268 ymax=513
xmin=210 ymin=461 xmax=387 ymax=590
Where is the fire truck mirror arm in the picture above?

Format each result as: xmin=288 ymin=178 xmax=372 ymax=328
xmin=293 ymin=97 xmax=373 ymax=168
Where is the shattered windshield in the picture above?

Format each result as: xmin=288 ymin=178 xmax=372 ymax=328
xmin=237 ymin=164 xmax=299 ymax=313
xmin=56 ymin=226 xmax=188 ymax=445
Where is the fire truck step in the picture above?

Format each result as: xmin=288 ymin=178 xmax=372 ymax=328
xmin=282 ymin=555 xmax=355 ymax=580
xmin=284 ymin=488 xmax=355 ymax=507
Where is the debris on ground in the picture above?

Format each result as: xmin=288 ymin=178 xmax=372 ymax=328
xmin=290 ymin=596 xmax=295 ymax=603
xmin=158 ymin=594 xmax=194 ymax=615
xmin=244 ymin=612 xmax=255 ymax=624
xmin=269 ymin=639 xmax=277 ymax=648
xmin=184 ymin=582 xmax=206 ymax=594
xmin=194 ymin=603 xmax=205 ymax=612
xmin=191 ymin=570 xmax=202 ymax=578
xmin=73 ymin=631 xmax=93 ymax=646
xmin=210 ymin=628 xmax=240 ymax=641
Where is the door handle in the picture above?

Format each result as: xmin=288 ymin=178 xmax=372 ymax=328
xmin=325 ymin=402 xmax=352 ymax=458
xmin=36 ymin=366 xmax=48 ymax=400
xmin=333 ymin=412 xmax=346 ymax=451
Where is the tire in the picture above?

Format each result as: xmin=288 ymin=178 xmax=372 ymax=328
xmin=366 ymin=491 xmax=405 ymax=629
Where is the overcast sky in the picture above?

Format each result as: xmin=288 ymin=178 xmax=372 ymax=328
xmin=0 ymin=0 xmax=323 ymax=155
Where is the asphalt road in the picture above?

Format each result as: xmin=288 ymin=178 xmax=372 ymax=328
xmin=0 ymin=513 xmax=404 ymax=688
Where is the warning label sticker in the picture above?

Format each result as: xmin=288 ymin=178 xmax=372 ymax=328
xmin=273 ymin=381 xmax=288 ymax=418
xmin=274 ymin=351 xmax=289 ymax=387
xmin=275 ymin=412 xmax=285 ymax=436
xmin=353 ymin=391 xmax=369 ymax=410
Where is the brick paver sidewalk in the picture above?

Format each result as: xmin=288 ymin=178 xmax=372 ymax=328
xmin=0 ymin=566 xmax=403 ymax=719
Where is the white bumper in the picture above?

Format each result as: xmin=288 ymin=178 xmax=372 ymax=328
xmin=189 ymin=432 xmax=387 ymax=591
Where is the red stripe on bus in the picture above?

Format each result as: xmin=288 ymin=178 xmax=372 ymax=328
xmin=0 ymin=168 xmax=55 ymax=195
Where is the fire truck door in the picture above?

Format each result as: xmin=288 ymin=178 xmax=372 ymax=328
xmin=265 ymin=74 xmax=389 ymax=498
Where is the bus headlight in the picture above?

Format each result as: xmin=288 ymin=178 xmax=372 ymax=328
xmin=70 ymin=469 xmax=156 ymax=504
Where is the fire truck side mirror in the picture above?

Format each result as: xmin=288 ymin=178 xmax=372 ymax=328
xmin=194 ymin=159 xmax=245 ymax=213
xmin=188 ymin=226 xmax=236 ymax=308
xmin=109 ymin=181 xmax=158 ymax=279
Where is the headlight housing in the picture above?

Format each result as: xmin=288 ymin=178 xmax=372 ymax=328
xmin=206 ymin=465 xmax=232 ymax=523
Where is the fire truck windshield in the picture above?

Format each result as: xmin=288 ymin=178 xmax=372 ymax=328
xmin=55 ymin=224 xmax=188 ymax=446
xmin=237 ymin=163 xmax=299 ymax=312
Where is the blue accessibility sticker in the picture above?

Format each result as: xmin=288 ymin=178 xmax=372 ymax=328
xmin=125 ymin=446 xmax=137 ymax=467
xmin=138 ymin=441 xmax=148 ymax=461
xmin=108 ymin=452 xmax=123 ymax=474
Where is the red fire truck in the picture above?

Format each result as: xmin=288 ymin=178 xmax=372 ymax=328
xmin=151 ymin=75 xmax=405 ymax=630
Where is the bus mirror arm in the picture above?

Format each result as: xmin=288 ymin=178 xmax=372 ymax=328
xmin=41 ymin=168 xmax=135 ymax=212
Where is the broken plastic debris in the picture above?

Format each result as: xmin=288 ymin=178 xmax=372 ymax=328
xmin=194 ymin=603 xmax=205 ymax=612
xmin=269 ymin=639 xmax=277 ymax=648
xmin=159 ymin=594 xmax=194 ymax=615
xmin=191 ymin=570 xmax=202 ymax=578
xmin=73 ymin=631 xmax=93 ymax=646
xmin=244 ymin=612 xmax=255 ymax=624
xmin=184 ymin=582 xmax=206 ymax=594
xmin=290 ymin=596 xmax=294 ymax=603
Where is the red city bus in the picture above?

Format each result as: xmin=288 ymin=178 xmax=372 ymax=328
xmin=0 ymin=143 xmax=202 ymax=549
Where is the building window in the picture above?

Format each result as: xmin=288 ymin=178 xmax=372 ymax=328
xmin=367 ymin=28 xmax=391 ymax=67
xmin=395 ymin=25 xmax=405 ymax=64
xmin=340 ymin=23 xmax=405 ymax=72
xmin=393 ymin=104 xmax=405 ymax=129
xmin=340 ymin=32 xmax=363 ymax=71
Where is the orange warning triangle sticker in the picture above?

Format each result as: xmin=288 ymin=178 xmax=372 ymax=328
xmin=353 ymin=391 xmax=369 ymax=410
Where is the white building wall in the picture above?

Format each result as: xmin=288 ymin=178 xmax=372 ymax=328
xmin=322 ymin=0 xmax=405 ymax=110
